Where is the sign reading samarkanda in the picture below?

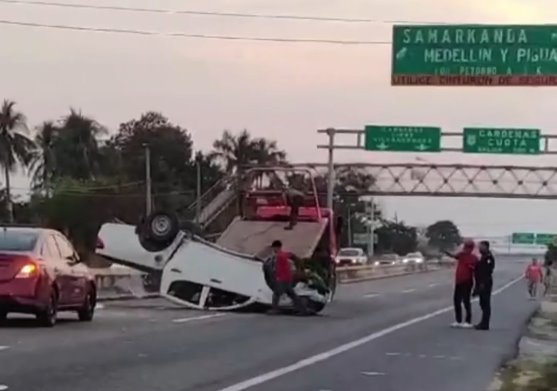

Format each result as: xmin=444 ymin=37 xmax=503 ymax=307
xmin=391 ymin=25 xmax=557 ymax=86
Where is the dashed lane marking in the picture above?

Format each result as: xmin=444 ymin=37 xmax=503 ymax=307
xmin=173 ymin=314 xmax=226 ymax=323
xmin=385 ymin=352 xmax=400 ymax=356
xmin=0 ymin=385 xmax=8 ymax=390
xmin=363 ymin=293 xmax=380 ymax=299
xmin=216 ymin=275 xmax=523 ymax=391
xmin=401 ymin=289 xmax=416 ymax=294
xmin=428 ymin=283 xmax=439 ymax=288
xmin=361 ymin=372 xmax=386 ymax=376
xmin=0 ymin=347 xmax=9 ymax=352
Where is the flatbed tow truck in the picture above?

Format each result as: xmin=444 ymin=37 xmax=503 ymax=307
xmin=96 ymin=167 xmax=340 ymax=313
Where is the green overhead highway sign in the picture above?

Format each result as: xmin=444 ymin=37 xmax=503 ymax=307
xmin=511 ymin=232 xmax=535 ymax=245
xmin=391 ymin=25 xmax=557 ymax=86
xmin=462 ymin=128 xmax=540 ymax=154
xmin=535 ymin=233 xmax=557 ymax=245
xmin=364 ymin=126 xmax=441 ymax=152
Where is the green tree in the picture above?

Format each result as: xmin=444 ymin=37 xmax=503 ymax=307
xmin=426 ymin=220 xmax=462 ymax=251
xmin=0 ymin=100 xmax=34 ymax=221
xmin=54 ymin=109 xmax=107 ymax=180
xmin=29 ymin=121 xmax=59 ymax=192
xmin=210 ymin=130 xmax=286 ymax=173
xmin=376 ymin=220 xmax=417 ymax=255
xmin=113 ymin=112 xmax=194 ymax=188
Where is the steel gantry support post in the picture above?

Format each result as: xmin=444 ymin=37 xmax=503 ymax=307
xmin=326 ymin=128 xmax=336 ymax=212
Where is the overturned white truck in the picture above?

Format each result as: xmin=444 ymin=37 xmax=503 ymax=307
xmin=96 ymin=167 xmax=340 ymax=313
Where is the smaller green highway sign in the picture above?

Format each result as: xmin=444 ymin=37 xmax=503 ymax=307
xmin=511 ymin=233 xmax=557 ymax=245
xmin=364 ymin=126 xmax=441 ymax=152
xmin=463 ymin=128 xmax=540 ymax=154
xmin=535 ymin=233 xmax=557 ymax=245
xmin=511 ymin=233 xmax=535 ymax=245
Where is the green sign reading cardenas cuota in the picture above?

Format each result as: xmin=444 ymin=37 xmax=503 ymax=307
xmin=392 ymin=25 xmax=557 ymax=86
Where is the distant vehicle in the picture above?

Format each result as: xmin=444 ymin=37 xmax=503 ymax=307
xmin=0 ymin=227 xmax=97 ymax=327
xmin=374 ymin=253 xmax=400 ymax=266
xmin=335 ymin=248 xmax=367 ymax=266
xmin=402 ymin=252 xmax=424 ymax=264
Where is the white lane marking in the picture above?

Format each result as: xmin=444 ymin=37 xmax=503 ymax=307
xmin=216 ymin=275 xmax=523 ymax=391
xmin=96 ymin=303 xmax=105 ymax=310
xmin=402 ymin=289 xmax=416 ymax=294
xmin=361 ymin=371 xmax=386 ymax=376
xmin=385 ymin=352 xmax=400 ymax=356
xmin=433 ymin=355 xmax=445 ymax=359
xmin=428 ymin=283 xmax=439 ymax=288
xmin=172 ymin=313 xmax=226 ymax=323
xmin=0 ymin=346 xmax=9 ymax=352
xmin=418 ymin=354 xmax=427 ymax=358
xmin=0 ymin=385 xmax=8 ymax=390
xmin=363 ymin=293 xmax=379 ymax=299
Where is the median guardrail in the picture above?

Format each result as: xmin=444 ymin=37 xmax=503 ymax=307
xmin=91 ymin=259 xmax=453 ymax=300
xmin=337 ymin=260 xmax=448 ymax=283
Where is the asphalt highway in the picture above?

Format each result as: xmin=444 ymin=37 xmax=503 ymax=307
xmin=0 ymin=256 xmax=537 ymax=391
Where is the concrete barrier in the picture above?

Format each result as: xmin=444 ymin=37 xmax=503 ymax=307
xmin=337 ymin=262 xmax=444 ymax=284
xmin=90 ymin=266 xmax=157 ymax=301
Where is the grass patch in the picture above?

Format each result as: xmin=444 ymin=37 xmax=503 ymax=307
xmin=499 ymin=360 xmax=557 ymax=390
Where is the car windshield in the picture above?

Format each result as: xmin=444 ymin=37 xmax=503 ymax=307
xmin=338 ymin=249 xmax=361 ymax=256
xmin=0 ymin=231 xmax=38 ymax=252
xmin=407 ymin=253 xmax=421 ymax=258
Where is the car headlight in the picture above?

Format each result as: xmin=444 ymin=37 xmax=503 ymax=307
xmin=402 ymin=259 xmax=409 ymax=263
xmin=352 ymin=259 xmax=358 ymax=264
xmin=416 ymin=258 xmax=424 ymax=263
xmin=374 ymin=261 xmax=380 ymax=266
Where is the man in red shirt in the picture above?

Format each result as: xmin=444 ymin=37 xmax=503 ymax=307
xmin=446 ymin=239 xmax=478 ymax=328
xmin=269 ymin=240 xmax=307 ymax=314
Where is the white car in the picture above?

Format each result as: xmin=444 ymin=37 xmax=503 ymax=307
xmin=402 ymin=252 xmax=425 ymax=264
xmin=96 ymin=214 xmax=331 ymax=313
xmin=335 ymin=248 xmax=367 ymax=266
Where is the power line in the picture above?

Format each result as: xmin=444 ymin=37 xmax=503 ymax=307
xmin=0 ymin=19 xmax=391 ymax=45
xmin=0 ymin=0 xmax=435 ymax=24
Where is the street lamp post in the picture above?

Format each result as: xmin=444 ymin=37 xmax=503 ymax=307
xmin=143 ymin=143 xmax=152 ymax=216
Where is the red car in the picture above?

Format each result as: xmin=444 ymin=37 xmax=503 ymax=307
xmin=0 ymin=227 xmax=97 ymax=327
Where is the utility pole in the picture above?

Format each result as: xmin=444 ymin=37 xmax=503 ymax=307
xmin=347 ymin=203 xmax=352 ymax=247
xmin=326 ymin=128 xmax=335 ymax=211
xmin=143 ymin=143 xmax=152 ymax=216
xmin=196 ymin=160 xmax=201 ymax=223
xmin=366 ymin=199 xmax=375 ymax=258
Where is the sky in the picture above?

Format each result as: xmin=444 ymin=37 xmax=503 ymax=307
xmin=2 ymin=0 xmax=557 ymax=237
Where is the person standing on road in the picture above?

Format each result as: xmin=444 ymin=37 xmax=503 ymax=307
xmin=525 ymin=258 xmax=544 ymax=300
xmin=445 ymin=239 xmax=478 ymax=328
xmin=269 ymin=240 xmax=307 ymax=315
xmin=474 ymin=241 xmax=495 ymax=330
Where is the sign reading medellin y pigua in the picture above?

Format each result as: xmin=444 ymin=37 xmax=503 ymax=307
xmin=391 ymin=25 xmax=557 ymax=86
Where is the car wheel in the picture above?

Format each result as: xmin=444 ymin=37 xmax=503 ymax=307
xmin=37 ymin=290 xmax=58 ymax=327
xmin=78 ymin=288 xmax=96 ymax=322
xmin=299 ymin=297 xmax=325 ymax=314
xmin=145 ymin=211 xmax=179 ymax=243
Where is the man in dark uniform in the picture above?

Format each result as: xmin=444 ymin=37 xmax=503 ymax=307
xmin=474 ymin=240 xmax=495 ymax=330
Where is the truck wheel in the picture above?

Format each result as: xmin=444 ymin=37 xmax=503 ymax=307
xmin=145 ymin=211 xmax=179 ymax=243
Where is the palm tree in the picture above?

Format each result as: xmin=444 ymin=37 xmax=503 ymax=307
xmin=0 ymin=100 xmax=34 ymax=221
xmin=210 ymin=130 xmax=286 ymax=173
xmin=56 ymin=109 xmax=107 ymax=179
xmin=29 ymin=121 xmax=59 ymax=193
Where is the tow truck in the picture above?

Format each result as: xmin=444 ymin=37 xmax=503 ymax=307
xmin=96 ymin=167 xmax=340 ymax=313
